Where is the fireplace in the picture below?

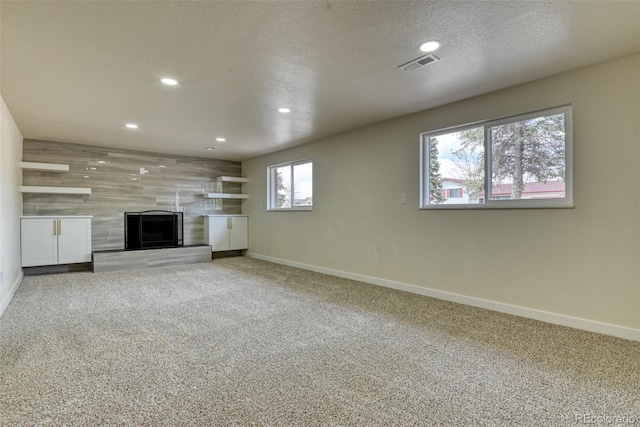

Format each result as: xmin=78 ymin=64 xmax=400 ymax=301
xmin=124 ymin=210 xmax=183 ymax=250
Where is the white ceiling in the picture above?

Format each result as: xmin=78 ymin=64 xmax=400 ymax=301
xmin=2 ymin=1 xmax=639 ymax=161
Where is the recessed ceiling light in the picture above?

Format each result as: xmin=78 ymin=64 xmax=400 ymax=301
xmin=158 ymin=165 xmax=166 ymax=168
xmin=216 ymin=137 xmax=226 ymax=142
xmin=278 ymin=108 xmax=291 ymax=113
xmin=98 ymin=160 xmax=107 ymax=164
xmin=419 ymin=40 xmax=441 ymax=53
xmin=83 ymin=175 xmax=90 ymax=178
xmin=205 ymin=146 xmax=216 ymax=151
xmin=125 ymin=123 xmax=139 ymax=129
xmin=161 ymin=78 xmax=178 ymax=85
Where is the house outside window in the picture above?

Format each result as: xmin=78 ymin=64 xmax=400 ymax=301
xmin=437 ymin=179 xmax=469 ymax=204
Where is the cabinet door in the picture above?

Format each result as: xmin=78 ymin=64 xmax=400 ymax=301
xmin=229 ymin=216 xmax=248 ymax=250
xmin=57 ymin=218 xmax=92 ymax=264
xmin=207 ymin=216 xmax=231 ymax=251
xmin=21 ymin=218 xmax=58 ymax=267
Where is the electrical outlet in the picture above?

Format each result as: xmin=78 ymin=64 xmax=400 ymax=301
xmin=400 ymin=193 xmax=407 ymax=204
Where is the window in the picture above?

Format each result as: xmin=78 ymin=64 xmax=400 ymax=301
xmin=446 ymin=188 xmax=463 ymax=198
xmin=267 ymin=159 xmax=313 ymax=211
xmin=420 ymin=106 xmax=572 ymax=209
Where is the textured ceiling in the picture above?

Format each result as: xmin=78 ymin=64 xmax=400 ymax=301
xmin=1 ymin=1 xmax=639 ymax=160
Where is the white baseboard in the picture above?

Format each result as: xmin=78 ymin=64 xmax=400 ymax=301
xmin=0 ymin=271 xmax=24 ymax=318
xmin=245 ymin=252 xmax=640 ymax=342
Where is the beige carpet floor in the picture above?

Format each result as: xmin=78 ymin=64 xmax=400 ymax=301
xmin=1 ymin=257 xmax=638 ymax=426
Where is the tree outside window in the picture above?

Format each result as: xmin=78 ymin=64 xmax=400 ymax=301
xmin=421 ymin=106 xmax=572 ymax=209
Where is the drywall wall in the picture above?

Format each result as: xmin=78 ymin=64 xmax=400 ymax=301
xmin=22 ymin=140 xmax=242 ymax=250
xmin=0 ymin=95 xmax=24 ymax=316
xmin=243 ymin=55 xmax=640 ymax=337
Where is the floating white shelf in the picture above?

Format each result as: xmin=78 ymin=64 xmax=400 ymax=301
xmin=216 ymin=176 xmax=248 ymax=183
xmin=20 ymin=186 xmax=92 ymax=195
xmin=20 ymin=162 xmax=70 ymax=172
xmin=204 ymin=193 xmax=248 ymax=199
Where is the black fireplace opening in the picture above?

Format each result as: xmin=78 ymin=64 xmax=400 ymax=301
xmin=125 ymin=210 xmax=183 ymax=250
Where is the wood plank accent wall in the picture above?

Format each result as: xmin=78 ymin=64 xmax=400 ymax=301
xmin=22 ymin=139 xmax=242 ymax=250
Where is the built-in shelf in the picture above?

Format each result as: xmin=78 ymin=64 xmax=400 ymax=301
xmin=20 ymin=162 xmax=70 ymax=172
xmin=216 ymin=176 xmax=248 ymax=183
xmin=19 ymin=163 xmax=89 ymax=195
xmin=204 ymin=193 xmax=248 ymax=199
xmin=20 ymin=186 xmax=92 ymax=195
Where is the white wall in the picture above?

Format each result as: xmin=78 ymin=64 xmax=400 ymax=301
xmin=243 ymin=55 xmax=640 ymax=339
xmin=0 ymin=95 xmax=24 ymax=316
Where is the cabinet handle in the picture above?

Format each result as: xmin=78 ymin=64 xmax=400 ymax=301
xmin=58 ymin=219 xmax=62 ymax=235
xmin=228 ymin=217 xmax=232 ymax=229
xmin=53 ymin=219 xmax=57 ymax=236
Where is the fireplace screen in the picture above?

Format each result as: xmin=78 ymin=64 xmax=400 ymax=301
xmin=124 ymin=210 xmax=183 ymax=250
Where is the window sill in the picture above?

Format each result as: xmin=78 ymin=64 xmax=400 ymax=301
xmin=420 ymin=202 xmax=574 ymax=210
xmin=267 ymin=207 xmax=313 ymax=212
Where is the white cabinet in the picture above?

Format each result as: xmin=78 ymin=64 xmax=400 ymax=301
xmin=204 ymin=215 xmax=248 ymax=252
xmin=21 ymin=216 xmax=92 ymax=267
xmin=228 ymin=217 xmax=248 ymax=250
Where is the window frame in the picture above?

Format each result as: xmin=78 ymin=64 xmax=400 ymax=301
xmin=267 ymin=158 xmax=313 ymax=212
xmin=420 ymin=105 xmax=573 ymax=210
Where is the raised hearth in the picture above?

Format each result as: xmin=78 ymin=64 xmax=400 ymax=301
xmin=93 ymin=245 xmax=211 ymax=273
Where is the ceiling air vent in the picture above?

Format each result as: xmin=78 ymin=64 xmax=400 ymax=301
xmin=398 ymin=53 xmax=440 ymax=72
